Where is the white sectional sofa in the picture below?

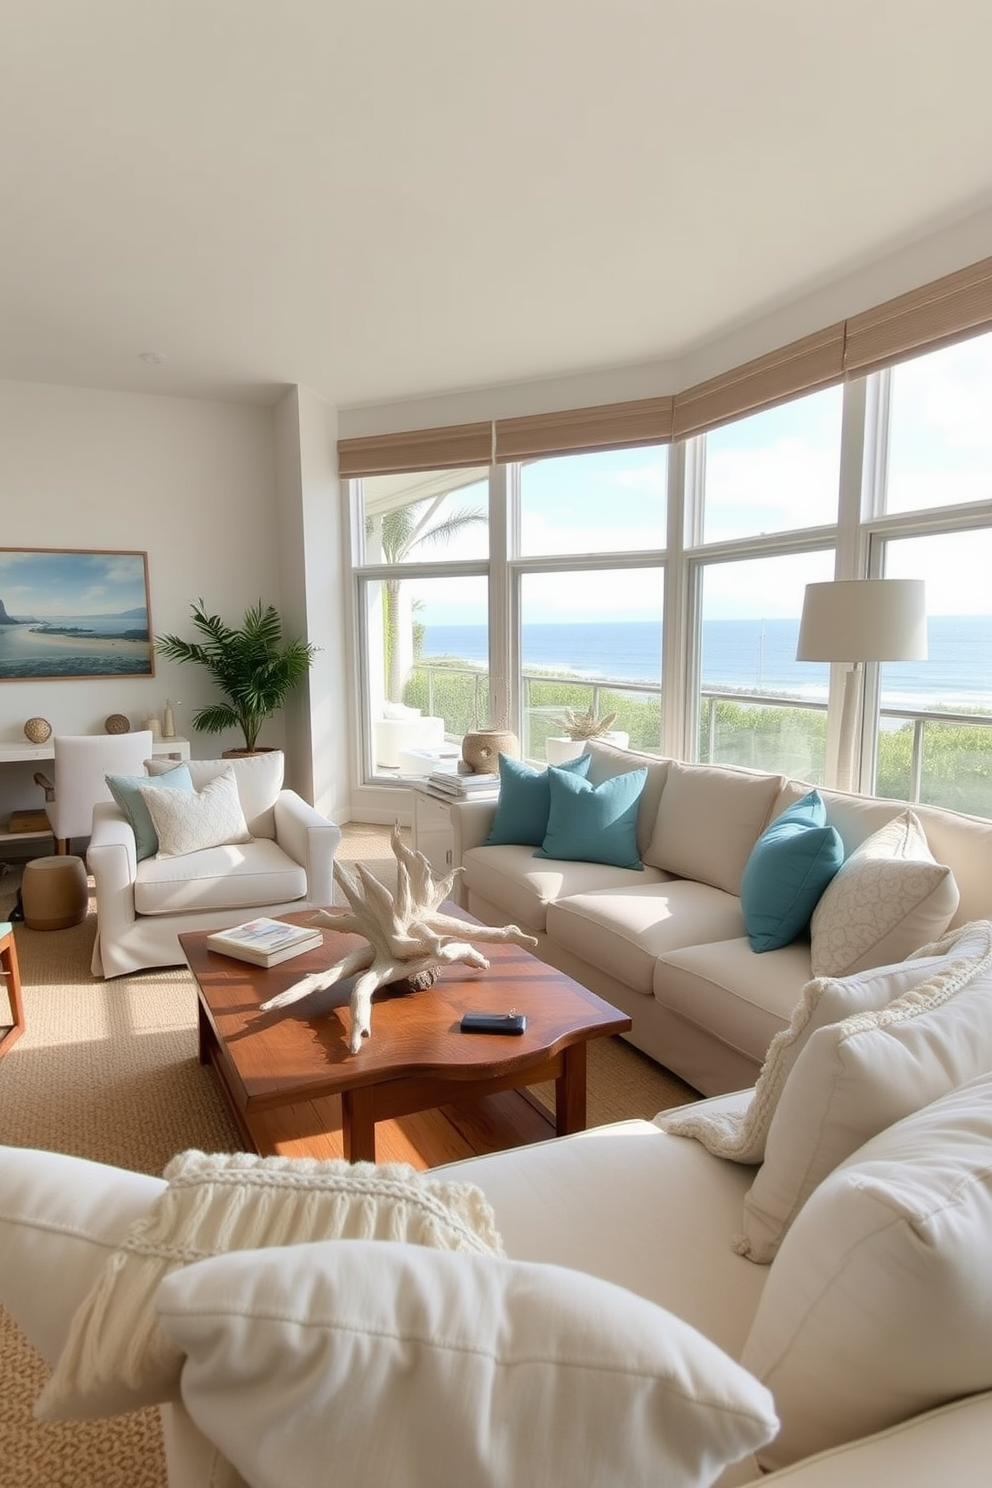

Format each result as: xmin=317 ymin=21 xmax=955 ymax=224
xmin=4 ymin=920 xmax=992 ymax=1488
xmin=450 ymin=741 xmax=992 ymax=1094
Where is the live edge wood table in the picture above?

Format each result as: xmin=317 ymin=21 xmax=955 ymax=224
xmin=181 ymin=910 xmax=631 ymax=1166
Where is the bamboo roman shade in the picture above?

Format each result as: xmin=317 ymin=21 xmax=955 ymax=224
xmin=672 ymin=324 xmax=846 ymax=440
xmin=843 ymin=254 xmax=992 ymax=378
xmin=494 ymin=396 xmax=674 ymax=461
xmin=337 ymin=254 xmax=992 ymax=475
xmin=337 ymin=421 xmax=492 ymax=478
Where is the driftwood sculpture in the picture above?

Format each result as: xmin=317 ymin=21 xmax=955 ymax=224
xmin=259 ymin=824 xmax=538 ymax=1053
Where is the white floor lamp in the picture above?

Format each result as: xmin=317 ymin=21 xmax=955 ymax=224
xmin=796 ymin=579 xmax=928 ymax=792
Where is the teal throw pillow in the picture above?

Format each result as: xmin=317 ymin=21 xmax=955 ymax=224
xmin=741 ymin=789 xmax=844 ymax=952
xmin=485 ymin=753 xmax=592 ymax=847
xmin=106 ymin=764 xmax=194 ymax=861
xmin=535 ymin=766 xmax=648 ymax=870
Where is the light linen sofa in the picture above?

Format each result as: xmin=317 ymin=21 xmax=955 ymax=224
xmin=450 ymin=740 xmax=992 ymax=1094
xmin=87 ymin=750 xmax=340 ymax=978
xmin=3 ymin=919 xmax=992 ymax=1488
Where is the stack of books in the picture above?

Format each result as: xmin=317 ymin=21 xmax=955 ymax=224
xmin=205 ymin=917 xmax=324 ymax=968
xmin=427 ymin=770 xmax=500 ymax=799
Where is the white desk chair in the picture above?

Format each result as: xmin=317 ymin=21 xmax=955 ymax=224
xmin=36 ymin=732 xmax=154 ymax=856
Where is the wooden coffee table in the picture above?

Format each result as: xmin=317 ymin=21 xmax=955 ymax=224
xmin=181 ymin=910 xmax=631 ymax=1164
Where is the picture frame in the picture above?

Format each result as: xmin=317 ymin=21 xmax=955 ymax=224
xmin=0 ymin=547 xmax=155 ymax=681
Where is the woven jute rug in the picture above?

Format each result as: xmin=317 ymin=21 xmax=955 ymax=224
xmin=0 ymin=826 xmax=696 ymax=1488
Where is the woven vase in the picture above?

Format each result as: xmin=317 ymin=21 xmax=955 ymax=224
xmin=461 ymin=729 xmax=519 ymax=773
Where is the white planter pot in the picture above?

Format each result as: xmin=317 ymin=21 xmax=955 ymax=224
xmin=545 ymin=731 xmax=629 ymax=765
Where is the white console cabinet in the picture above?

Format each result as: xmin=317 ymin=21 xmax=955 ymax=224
xmin=410 ymin=784 xmax=455 ymax=876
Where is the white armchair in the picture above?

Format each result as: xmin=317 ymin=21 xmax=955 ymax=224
xmin=86 ymin=751 xmax=340 ymax=978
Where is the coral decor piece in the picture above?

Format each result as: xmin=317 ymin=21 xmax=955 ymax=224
xmin=259 ymin=825 xmax=538 ymax=1054
xmin=556 ymin=705 xmax=619 ymax=740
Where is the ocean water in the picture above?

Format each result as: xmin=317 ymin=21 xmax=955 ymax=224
xmin=422 ymin=616 xmax=992 ymax=709
xmin=0 ymin=611 xmax=153 ymax=678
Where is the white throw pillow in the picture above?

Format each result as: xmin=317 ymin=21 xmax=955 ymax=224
xmin=663 ymin=926 xmax=985 ymax=1164
xmin=809 ymin=809 xmax=958 ymax=977
xmin=642 ymin=761 xmax=785 ymax=895
xmin=139 ymin=767 xmax=252 ymax=856
xmin=0 ymin=1146 xmax=165 ymax=1369
xmin=146 ymin=751 xmax=284 ymax=837
xmin=742 ymin=1072 xmax=992 ymax=1471
xmin=156 ymin=1240 xmax=779 ymax=1488
xmin=37 ymin=1150 xmax=504 ymax=1420
xmin=738 ymin=919 xmax=992 ymax=1262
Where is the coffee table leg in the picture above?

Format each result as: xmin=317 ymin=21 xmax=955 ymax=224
xmin=341 ymin=1086 xmax=378 ymax=1163
xmin=555 ymin=1042 xmax=587 ymax=1135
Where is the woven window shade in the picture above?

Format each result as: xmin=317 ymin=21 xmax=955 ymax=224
xmin=337 ymin=421 xmax=492 ymax=478
xmin=495 ymin=396 xmax=674 ymax=462
xmin=672 ymin=324 xmax=846 ymax=440
xmin=844 ymin=255 xmax=992 ymax=377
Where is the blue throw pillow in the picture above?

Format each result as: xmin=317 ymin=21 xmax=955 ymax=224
xmin=105 ymin=764 xmax=194 ymax=861
xmin=741 ymin=789 xmax=844 ymax=952
xmin=484 ymin=753 xmax=592 ymax=847
xmin=535 ymin=766 xmax=648 ymax=870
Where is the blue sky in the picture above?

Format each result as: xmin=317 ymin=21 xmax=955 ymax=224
xmin=0 ymin=549 xmax=149 ymax=618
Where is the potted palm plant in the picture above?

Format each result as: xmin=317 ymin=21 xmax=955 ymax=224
xmin=156 ymin=599 xmax=317 ymax=755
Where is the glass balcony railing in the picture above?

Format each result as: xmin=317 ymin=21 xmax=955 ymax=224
xmin=399 ymin=661 xmax=992 ymax=819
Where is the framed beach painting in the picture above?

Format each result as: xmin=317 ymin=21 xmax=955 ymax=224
xmin=0 ymin=548 xmax=155 ymax=681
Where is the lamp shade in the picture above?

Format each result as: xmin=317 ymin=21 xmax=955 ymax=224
xmin=796 ymin=580 xmax=927 ymax=664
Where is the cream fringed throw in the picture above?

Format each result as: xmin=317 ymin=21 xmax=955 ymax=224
xmin=36 ymin=1150 xmax=504 ymax=1422
xmin=665 ymin=921 xmax=992 ymax=1165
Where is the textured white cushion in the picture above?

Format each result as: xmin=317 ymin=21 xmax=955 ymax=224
xmin=742 ymin=1072 xmax=992 ymax=1471
xmin=37 ymin=1150 xmax=503 ymax=1420
xmin=739 ymin=919 xmax=992 ymax=1261
xmin=146 ymin=751 xmax=284 ymax=837
xmin=0 ymin=1146 xmax=165 ymax=1369
xmin=643 ymin=761 xmax=784 ymax=894
xmin=663 ymin=927 xmax=984 ymax=1164
xmin=809 ymin=810 xmax=958 ymax=977
xmin=156 ymin=1240 xmax=779 ymax=1488
xmin=139 ymin=768 xmax=252 ymax=856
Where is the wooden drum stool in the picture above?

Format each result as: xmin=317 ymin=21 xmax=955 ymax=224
xmin=0 ymin=923 xmax=25 ymax=1055
xmin=21 ymin=856 xmax=89 ymax=931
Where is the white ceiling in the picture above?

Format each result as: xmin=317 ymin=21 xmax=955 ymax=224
xmin=4 ymin=0 xmax=992 ymax=413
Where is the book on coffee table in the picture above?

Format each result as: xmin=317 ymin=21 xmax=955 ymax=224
xmin=205 ymin=917 xmax=324 ymax=968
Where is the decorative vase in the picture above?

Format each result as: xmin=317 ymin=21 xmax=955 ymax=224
xmin=163 ymin=700 xmax=176 ymax=738
xmin=461 ymin=729 xmax=519 ymax=773
xmin=23 ymin=717 xmax=52 ymax=745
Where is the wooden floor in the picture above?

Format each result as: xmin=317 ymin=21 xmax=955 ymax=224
xmin=236 ymin=1083 xmax=559 ymax=1170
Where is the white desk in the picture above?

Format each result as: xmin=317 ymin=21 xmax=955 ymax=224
xmin=0 ymin=736 xmax=191 ymax=766
xmin=0 ymin=737 xmax=191 ymax=845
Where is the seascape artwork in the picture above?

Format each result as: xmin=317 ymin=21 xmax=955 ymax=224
xmin=0 ymin=548 xmax=154 ymax=680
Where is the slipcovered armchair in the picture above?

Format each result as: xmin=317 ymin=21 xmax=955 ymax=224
xmin=86 ymin=751 xmax=340 ymax=978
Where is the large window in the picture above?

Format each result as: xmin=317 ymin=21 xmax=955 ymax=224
xmin=348 ymin=337 xmax=992 ymax=817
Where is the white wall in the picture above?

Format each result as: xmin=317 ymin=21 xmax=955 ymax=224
xmin=0 ymin=379 xmax=283 ymax=826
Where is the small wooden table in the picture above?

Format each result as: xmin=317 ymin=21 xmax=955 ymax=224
xmin=0 ymin=923 xmax=25 ymax=1058
xmin=181 ymin=911 xmax=631 ymax=1163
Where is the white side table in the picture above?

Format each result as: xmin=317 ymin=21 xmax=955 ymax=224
xmin=410 ymin=784 xmax=455 ymax=875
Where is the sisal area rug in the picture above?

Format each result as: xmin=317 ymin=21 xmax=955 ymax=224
xmin=0 ymin=827 xmax=697 ymax=1488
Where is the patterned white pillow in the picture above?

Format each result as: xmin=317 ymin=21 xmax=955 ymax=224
xmin=809 ymin=810 xmax=958 ymax=977
xmin=139 ymin=767 xmax=251 ymax=856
